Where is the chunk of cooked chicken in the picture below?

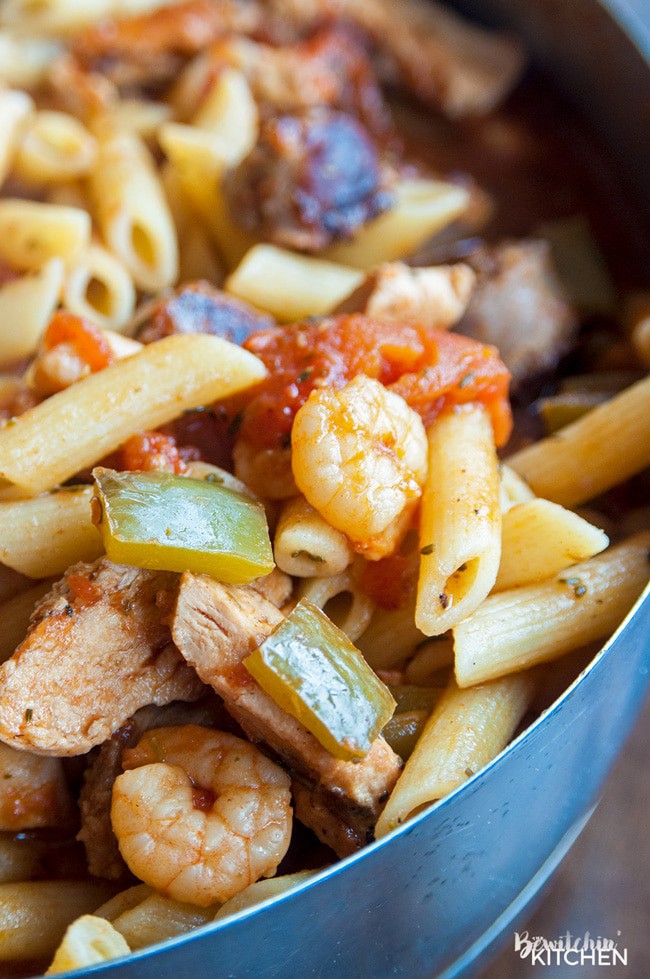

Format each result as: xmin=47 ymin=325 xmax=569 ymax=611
xmin=459 ymin=240 xmax=578 ymax=387
xmin=172 ymin=572 xmax=402 ymax=855
xmin=268 ymin=0 xmax=524 ymax=117
xmin=0 ymin=559 xmax=205 ymax=756
xmin=0 ymin=742 xmax=75 ymax=831
xmin=335 ymin=261 xmax=475 ymax=328
xmin=224 ymin=108 xmax=395 ymax=253
xmin=78 ymin=697 xmax=232 ymax=879
xmin=133 ymin=281 xmax=274 ymax=346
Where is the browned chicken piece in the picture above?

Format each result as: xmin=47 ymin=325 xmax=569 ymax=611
xmin=133 ymin=280 xmax=274 ymax=345
xmin=335 ymin=261 xmax=476 ymax=328
xmin=71 ymin=0 xmax=264 ymax=91
xmin=224 ymin=107 xmax=395 ymax=252
xmin=459 ymin=240 xmax=578 ymax=387
xmin=172 ymin=573 xmax=402 ymax=856
xmin=0 ymin=742 xmax=75 ymax=831
xmin=210 ymin=23 xmax=392 ymax=137
xmin=46 ymin=53 xmax=117 ymax=121
xmin=0 ymin=559 xmax=205 ymax=757
xmin=268 ymin=0 xmax=524 ymax=117
xmin=78 ymin=697 xmax=231 ymax=879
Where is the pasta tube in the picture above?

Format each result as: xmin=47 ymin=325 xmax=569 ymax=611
xmin=0 ymin=881 xmax=114 ymax=961
xmin=47 ymin=915 xmax=130 ymax=974
xmin=274 ymin=497 xmax=353 ymax=578
xmin=214 ymin=872 xmax=315 ymax=921
xmin=63 ymin=243 xmax=135 ymax=331
xmin=375 ymin=674 xmax=533 ymax=837
xmin=416 ymin=404 xmax=501 ymax=636
xmin=13 ymin=111 xmax=97 ymax=184
xmin=225 ymin=245 xmax=363 ymax=321
xmin=0 ymin=88 xmax=32 ymax=187
xmin=324 ymin=179 xmax=469 ymax=269
xmin=0 ymin=33 xmax=61 ymax=88
xmin=0 ymin=581 xmax=53 ymax=662
xmin=0 ymin=200 xmax=90 ymax=269
xmin=508 ymin=375 xmax=650 ymax=507
xmin=0 ymin=487 xmax=102 ymax=577
xmin=104 ymin=895 xmax=217 ymax=952
xmin=454 ymin=533 xmax=650 ymax=686
xmin=0 ymin=334 xmax=266 ymax=498
xmin=0 ymin=258 xmax=64 ymax=365
xmin=298 ymin=571 xmax=374 ymax=642
xmin=494 ymin=498 xmax=609 ymax=592
xmin=90 ymin=127 xmax=178 ymax=291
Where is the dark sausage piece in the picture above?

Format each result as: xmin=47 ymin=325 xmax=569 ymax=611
xmin=224 ymin=107 xmax=395 ymax=252
xmin=135 ymin=281 xmax=275 ymax=345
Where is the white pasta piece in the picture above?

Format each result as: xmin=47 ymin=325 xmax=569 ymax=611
xmin=90 ymin=126 xmax=178 ymax=292
xmin=0 ymin=258 xmax=64 ymax=366
xmin=494 ymin=498 xmax=609 ymax=592
xmin=0 ymin=33 xmax=61 ymax=87
xmin=1 ymin=0 xmax=182 ymax=36
xmin=102 ymin=98 xmax=172 ymax=140
xmin=355 ymin=597 xmax=426 ymax=671
xmin=226 ymin=244 xmax=363 ymax=321
xmin=63 ymin=243 xmax=136 ymax=331
xmin=298 ymin=571 xmax=374 ymax=642
xmin=499 ymin=463 xmax=535 ymax=513
xmin=13 ymin=111 xmax=97 ymax=184
xmin=508 ymin=375 xmax=650 ymax=507
xmin=0 ymin=487 xmax=103 ymax=578
xmin=0 ymin=88 xmax=33 ymax=188
xmin=454 ymin=533 xmax=650 ymax=687
xmin=47 ymin=915 xmax=130 ymax=974
xmin=191 ymin=68 xmax=259 ymax=165
xmin=274 ymin=497 xmax=353 ymax=578
xmin=0 ymin=334 xmax=266 ymax=498
xmin=324 ymin=179 xmax=469 ymax=270
xmin=416 ymin=404 xmax=501 ymax=636
xmin=108 ymin=894 xmax=218 ymax=951
xmin=0 ymin=200 xmax=90 ymax=270
xmin=375 ymin=673 xmax=534 ymax=837
xmin=214 ymin=871 xmax=315 ymax=921
xmin=403 ymin=637 xmax=454 ymax=685
xmin=0 ymin=881 xmax=114 ymax=961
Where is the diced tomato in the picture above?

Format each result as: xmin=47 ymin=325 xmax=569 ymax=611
xmin=116 ymin=431 xmax=188 ymax=474
xmin=66 ymin=573 xmax=102 ymax=608
xmin=233 ymin=314 xmax=512 ymax=449
xmin=44 ymin=311 xmax=114 ymax=373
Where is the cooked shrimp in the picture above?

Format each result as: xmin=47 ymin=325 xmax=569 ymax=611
xmin=0 ymin=742 xmax=74 ymax=831
xmin=291 ymin=374 xmax=428 ymax=560
xmin=111 ymin=725 xmax=292 ymax=907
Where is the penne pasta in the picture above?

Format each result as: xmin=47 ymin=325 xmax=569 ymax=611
xmin=101 ymin=99 xmax=172 ymax=141
xmin=225 ymin=244 xmax=364 ymax=322
xmin=0 ymin=334 xmax=266 ymax=498
xmin=416 ymin=404 xmax=502 ymax=636
xmin=274 ymin=497 xmax=353 ymax=578
xmin=108 ymin=893 xmax=219 ymax=951
xmin=13 ymin=111 xmax=97 ymax=184
xmin=355 ymin=596 xmax=426 ymax=671
xmin=0 ymin=880 xmax=115 ymax=961
xmin=298 ymin=571 xmax=374 ymax=642
xmin=404 ymin=636 xmax=454 ymax=685
xmin=499 ymin=463 xmax=535 ymax=512
xmin=0 ymin=88 xmax=33 ymax=187
xmin=214 ymin=871 xmax=316 ymax=921
xmin=1 ymin=0 xmax=182 ymax=36
xmin=508 ymin=375 xmax=650 ymax=507
xmin=0 ymin=487 xmax=103 ymax=578
xmin=454 ymin=533 xmax=650 ymax=687
xmin=324 ymin=179 xmax=469 ymax=269
xmin=95 ymin=885 xmax=154 ymax=923
xmin=375 ymin=673 xmax=534 ymax=837
xmin=0 ymin=580 xmax=54 ymax=663
xmin=0 ymin=33 xmax=61 ymax=88
xmin=0 ymin=258 xmax=64 ymax=365
xmin=0 ymin=200 xmax=90 ymax=270
xmin=63 ymin=242 xmax=136 ymax=331
xmin=90 ymin=126 xmax=178 ymax=292
xmin=0 ymin=835 xmax=49 ymax=885
xmin=191 ymin=68 xmax=259 ymax=165
xmin=495 ymin=498 xmax=609 ymax=591
xmin=47 ymin=915 xmax=130 ymax=974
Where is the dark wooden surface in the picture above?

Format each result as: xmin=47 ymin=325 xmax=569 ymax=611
xmin=478 ymin=691 xmax=650 ymax=978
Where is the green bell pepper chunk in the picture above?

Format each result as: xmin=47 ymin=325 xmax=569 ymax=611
xmin=92 ymin=467 xmax=274 ymax=584
xmin=381 ymin=685 xmax=440 ymax=760
xmin=243 ymin=599 xmax=396 ymax=761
